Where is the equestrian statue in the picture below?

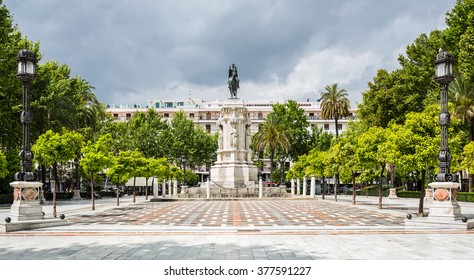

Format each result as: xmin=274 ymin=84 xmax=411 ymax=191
xmin=228 ymin=63 xmax=239 ymax=98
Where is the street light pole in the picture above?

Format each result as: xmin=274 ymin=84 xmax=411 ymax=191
xmin=15 ymin=48 xmax=37 ymax=182
xmin=433 ymin=49 xmax=456 ymax=184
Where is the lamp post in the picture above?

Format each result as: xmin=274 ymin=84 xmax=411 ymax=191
xmin=4 ymin=47 xmax=47 ymax=224
xmin=15 ymin=48 xmax=37 ymax=182
xmin=406 ymin=49 xmax=473 ymax=228
xmin=433 ymin=49 xmax=456 ymax=183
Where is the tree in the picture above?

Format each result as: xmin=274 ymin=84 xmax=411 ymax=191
xmin=252 ymin=114 xmax=291 ymax=185
xmin=356 ymin=126 xmax=388 ymax=209
xmin=128 ymin=109 xmax=170 ymax=158
xmin=302 ymin=149 xmax=330 ymax=199
xmin=358 ymin=31 xmax=443 ymax=128
xmin=461 ymin=141 xmax=474 ymax=191
xmin=382 ymin=109 xmax=439 ymax=214
xmin=271 ymin=100 xmax=311 ymax=160
xmin=0 ymin=151 xmax=8 ymax=179
xmin=81 ymin=134 xmax=114 ymax=210
xmin=32 ymin=129 xmax=83 ymax=217
xmin=320 ymin=83 xmax=350 ymax=140
xmin=309 ymin=126 xmax=333 ymax=152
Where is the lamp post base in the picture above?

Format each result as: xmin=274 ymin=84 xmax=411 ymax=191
xmin=405 ymin=182 xmax=474 ymax=229
xmin=72 ymin=189 xmax=82 ymax=200
xmin=388 ymin=188 xmax=398 ymax=199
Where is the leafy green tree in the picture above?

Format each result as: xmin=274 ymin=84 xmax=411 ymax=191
xmin=168 ymin=111 xmax=195 ymax=166
xmin=252 ymin=114 xmax=291 ymax=185
xmin=107 ymin=151 xmax=134 ymax=206
xmin=128 ymin=109 xmax=170 ymax=158
xmin=320 ymin=83 xmax=350 ymax=140
xmin=358 ymin=31 xmax=443 ymax=127
xmin=461 ymin=141 xmax=474 ymax=191
xmin=271 ymin=100 xmax=311 ymax=160
xmin=0 ymin=151 xmax=8 ymax=179
xmin=191 ymin=125 xmax=217 ymax=169
xmin=356 ymin=126 xmax=388 ymax=208
xmin=31 ymin=61 xmax=106 ymax=141
xmin=309 ymin=126 xmax=333 ymax=152
xmin=81 ymin=134 xmax=114 ymax=210
xmin=382 ymin=109 xmax=439 ymax=214
xmin=99 ymin=118 xmax=131 ymax=153
xmin=303 ymin=149 xmax=330 ymax=199
xmin=32 ymin=129 xmax=83 ymax=217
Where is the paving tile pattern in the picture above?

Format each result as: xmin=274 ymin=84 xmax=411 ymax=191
xmin=67 ymin=200 xmax=404 ymax=227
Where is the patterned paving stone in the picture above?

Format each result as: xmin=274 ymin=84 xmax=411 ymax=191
xmin=67 ymin=200 xmax=405 ymax=228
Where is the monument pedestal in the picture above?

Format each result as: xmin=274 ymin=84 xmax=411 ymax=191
xmin=405 ymin=182 xmax=474 ymax=229
xmin=209 ymin=98 xmax=258 ymax=191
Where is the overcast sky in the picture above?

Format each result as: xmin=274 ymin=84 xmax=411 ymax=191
xmin=4 ymin=0 xmax=455 ymax=107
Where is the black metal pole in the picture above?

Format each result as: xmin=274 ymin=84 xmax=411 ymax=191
xmin=15 ymin=80 xmax=35 ymax=181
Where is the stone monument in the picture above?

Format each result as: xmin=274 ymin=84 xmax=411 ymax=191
xmin=210 ymin=64 xmax=258 ymax=189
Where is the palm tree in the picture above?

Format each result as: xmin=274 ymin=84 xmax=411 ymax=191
xmin=320 ymin=83 xmax=351 ymax=140
xmin=450 ymin=75 xmax=474 ymax=140
xmin=253 ymin=114 xmax=290 ymax=186
xmin=450 ymin=75 xmax=474 ymax=192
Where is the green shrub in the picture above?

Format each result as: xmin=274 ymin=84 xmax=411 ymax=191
xmin=0 ymin=194 xmax=13 ymax=204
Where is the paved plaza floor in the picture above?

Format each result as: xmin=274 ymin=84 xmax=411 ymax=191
xmin=1 ymin=194 xmax=474 ymax=261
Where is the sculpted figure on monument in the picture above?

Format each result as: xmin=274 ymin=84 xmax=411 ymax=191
xmin=228 ymin=63 xmax=239 ymax=98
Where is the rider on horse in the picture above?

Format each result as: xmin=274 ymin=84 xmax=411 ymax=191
xmin=228 ymin=63 xmax=239 ymax=98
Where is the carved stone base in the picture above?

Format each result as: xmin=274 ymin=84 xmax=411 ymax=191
xmin=72 ymin=189 xmax=82 ymax=200
xmin=9 ymin=181 xmax=44 ymax=222
xmin=388 ymin=188 xmax=398 ymax=199
xmin=210 ymin=163 xmax=258 ymax=189
xmin=405 ymin=182 xmax=474 ymax=229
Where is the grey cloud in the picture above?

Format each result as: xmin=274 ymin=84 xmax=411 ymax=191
xmin=5 ymin=0 xmax=454 ymax=106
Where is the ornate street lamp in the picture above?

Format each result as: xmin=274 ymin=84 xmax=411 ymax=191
xmin=433 ymin=49 xmax=456 ymax=183
xmin=15 ymin=48 xmax=37 ymax=181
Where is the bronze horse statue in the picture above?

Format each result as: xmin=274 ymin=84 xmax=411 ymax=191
xmin=228 ymin=63 xmax=239 ymax=98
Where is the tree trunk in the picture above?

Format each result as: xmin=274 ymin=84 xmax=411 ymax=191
xmin=352 ymin=172 xmax=356 ymax=205
xmin=469 ymin=174 xmax=474 ymax=193
xmin=334 ymin=174 xmax=339 ymax=202
xmin=418 ymin=170 xmax=426 ymax=215
xmin=91 ymin=173 xmax=95 ymax=211
xmin=269 ymin=152 xmax=274 ymax=187
xmin=52 ymin=163 xmax=58 ymax=218
xmin=378 ymin=165 xmax=385 ymax=209
xmin=280 ymin=158 xmax=286 ymax=184
xmin=145 ymin=177 xmax=149 ymax=200
xmin=322 ymin=176 xmax=326 ymax=200
xmin=335 ymin=117 xmax=339 ymax=141
xmin=133 ymin=177 xmax=137 ymax=203
xmin=116 ymin=175 xmax=120 ymax=206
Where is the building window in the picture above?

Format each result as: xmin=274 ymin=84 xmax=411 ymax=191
xmin=164 ymin=113 xmax=169 ymax=118
xmin=324 ymin=124 xmax=329 ymax=130
xmin=337 ymin=124 xmax=342 ymax=130
xmin=126 ymin=113 xmax=131 ymax=120
xmin=190 ymin=113 xmax=194 ymax=118
xmin=206 ymin=124 xmax=211 ymax=133
xmin=206 ymin=112 xmax=211 ymax=120
xmin=113 ymin=114 xmax=118 ymax=119
xmin=257 ymin=112 xmax=263 ymax=120
xmin=309 ymin=113 xmax=314 ymax=120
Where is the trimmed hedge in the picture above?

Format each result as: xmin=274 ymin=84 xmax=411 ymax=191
xmin=0 ymin=194 xmax=13 ymax=205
